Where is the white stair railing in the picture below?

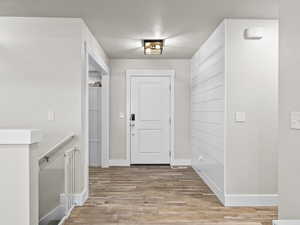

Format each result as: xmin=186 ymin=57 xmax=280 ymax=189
xmin=38 ymin=134 xmax=78 ymax=225
xmin=39 ymin=133 xmax=75 ymax=168
xmin=63 ymin=147 xmax=79 ymax=214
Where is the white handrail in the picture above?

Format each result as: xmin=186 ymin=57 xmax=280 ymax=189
xmin=39 ymin=133 xmax=75 ymax=165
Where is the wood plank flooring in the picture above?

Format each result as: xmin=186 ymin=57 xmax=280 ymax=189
xmin=63 ymin=166 xmax=277 ymax=225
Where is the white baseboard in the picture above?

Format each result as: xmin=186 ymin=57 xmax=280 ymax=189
xmin=39 ymin=205 xmax=65 ymax=225
xmin=73 ymin=188 xmax=89 ymax=206
xmin=273 ymin=220 xmax=300 ymax=225
xmin=60 ymin=188 xmax=88 ymax=209
xmin=192 ymin=166 xmax=278 ymax=207
xmin=101 ymin=161 xmax=110 ymax=168
xmin=192 ymin=166 xmax=225 ymax=205
xmin=109 ymin=159 xmax=191 ymax=167
xmin=171 ymin=159 xmax=191 ymax=166
xmin=109 ymin=159 xmax=130 ymax=167
xmin=225 ymin=194 xmax=278 ymax=207
xmin=56 ymin=188 xmax=88 ymax=225
xmin=58 ymin=205 xmax=75 ymax=225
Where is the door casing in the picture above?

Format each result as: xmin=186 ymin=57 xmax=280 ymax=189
xmin=126 ymin=70 xmax=175 ymax=166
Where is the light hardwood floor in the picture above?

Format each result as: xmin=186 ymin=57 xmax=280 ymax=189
xmin=63 ymin=166 xmax=277 ymax=225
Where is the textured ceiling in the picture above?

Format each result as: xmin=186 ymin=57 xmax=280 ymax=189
xmin=0 ymin=0 xmax=279 ymax=58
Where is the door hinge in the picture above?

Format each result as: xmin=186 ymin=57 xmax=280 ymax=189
xmin=169 ymin=116 xmax=172 ymax=125
xmin=169 ymin=150 xmax=171 ymax=157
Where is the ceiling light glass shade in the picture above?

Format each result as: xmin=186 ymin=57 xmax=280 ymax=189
xmin=145 ymin=48 xmax=152 ymax=54
xmin=143 ymin=40 xmax=163 ymax=55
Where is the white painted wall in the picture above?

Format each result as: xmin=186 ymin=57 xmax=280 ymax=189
xmin=0 ymin=17 xmax=82 ymax=159
xmin=0 ymin=17 xmax=109 ymax=219
xmin=278 ymin=0 xmax=300 ymax=219
xmin=191 ymin=21 xmax=226 ymax=196
xmin=191 ymin=19 xmax=278 ymax=205
xmin=226 ymin=19 xmax=278 ymax=196
xmin=0 ymin=18 xmax=83 ymax=217
xmin=109 ymin=59 xmax=191 ymax=161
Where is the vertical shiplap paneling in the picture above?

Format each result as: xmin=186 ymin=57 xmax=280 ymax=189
xmin=191 ymin=22 xmax=226 ymax=194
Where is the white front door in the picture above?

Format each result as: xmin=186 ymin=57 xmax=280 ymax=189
xmin=130 ymin=76 xmax=171 ymax=164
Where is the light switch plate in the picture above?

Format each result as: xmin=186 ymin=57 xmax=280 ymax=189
xmin=235 ymin=112 xmax=246 ymax=122
xmin=291 ymin=112 xmax=300 ymax=129
xmin=48 ymin=111 xmax=55 ymax=121
xmin=198 ymin=155 xmax=203 ymax=161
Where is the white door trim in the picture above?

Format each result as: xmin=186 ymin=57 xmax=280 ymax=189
xmin=126 ymin=69 xmax=175 ymax=166
xmin=84 ymin=43 xmax=110 ymax=171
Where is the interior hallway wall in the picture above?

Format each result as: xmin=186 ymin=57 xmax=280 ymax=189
xmin=0 ymin=17 xmax=82 ymax=156
xmin=191 ymin=19 xmax=278 ymax=204
xmin=109 ymin=59 xmax=191 ymax=161
xmin=225 ymin=19 xmax=278 ymax=196
xmin=0 ymin=17 xmax=82 ymax=218
xmin=279 ymin=0 xmax=300 ymax=219
xmin=0 ymin=17 xmax=110 ymax=219
xmin=191 ymin=21 xmax=226 ymax=196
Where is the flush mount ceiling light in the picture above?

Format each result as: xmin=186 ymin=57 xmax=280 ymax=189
xmin=143 ymin=40 xmax=164 ymax=55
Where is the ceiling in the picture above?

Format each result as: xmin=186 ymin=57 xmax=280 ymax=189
xmin=0 ymin=0 xmax=279 ymax=59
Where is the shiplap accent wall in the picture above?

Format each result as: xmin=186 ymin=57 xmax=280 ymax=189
xmin=191 ymin=19 xmax=278 ymax=206
xmin=191 ymin=22 xmax=226 ymax=199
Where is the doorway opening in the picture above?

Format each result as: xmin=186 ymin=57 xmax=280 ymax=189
xmin=88 ymin=66 xmax=102 ymax=167
xmin=85 ymin=54 xmax=110 ymax=170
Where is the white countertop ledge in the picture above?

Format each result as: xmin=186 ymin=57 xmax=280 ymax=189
xmin=0 ymin=129 xmax=42 ymax=145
